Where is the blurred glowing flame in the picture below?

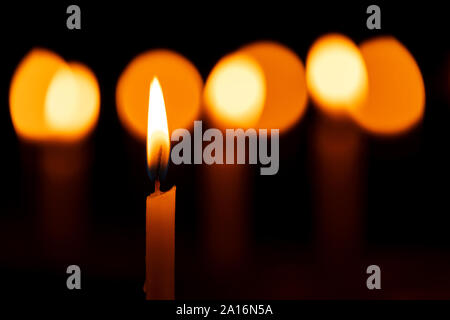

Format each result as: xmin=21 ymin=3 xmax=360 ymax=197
xmin=350 ymin=37 xmax=425 ymax=135
xmin=306 ymin=34 xmax=368 ymax=115
xmin=45 ymin=67 xmax=80 ymax=131
xmin=147 ymin=78 xmax=170 ymax=179
xmin=116 ymin=50 xmax=203 ymax=140
xmin=10 ymin=49 xmax=100 ymax=142
xmin=10 ymin=49 xmax=65 ymax=141
xmin=240 ymin=41 xmax=308 ymax=132
xmin=204 ymin=53 xmax=266 ymax=128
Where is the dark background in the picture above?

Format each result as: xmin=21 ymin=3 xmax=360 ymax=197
xmin=0 ymin=1 xmax=449 ymax=299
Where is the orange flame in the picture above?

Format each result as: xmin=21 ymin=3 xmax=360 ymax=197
xmin=306 ymin=34 xmax=368 ymax=116
xmin=350 ymin=37 xmax=425 ymax=135
xmin=146 ymin=77 xmax=170 ymax=179
xmin=204 ymin=53 xmax=266 ymax=129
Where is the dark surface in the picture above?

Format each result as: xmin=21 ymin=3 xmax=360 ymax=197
xmin=0 ymin=1 xmax=449 ymax=299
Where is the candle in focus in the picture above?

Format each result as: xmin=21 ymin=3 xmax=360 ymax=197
xmin=115 ymin=50 xmax=203 ymax=194
xmin=144 ymin=77 xmax=176 ymax=300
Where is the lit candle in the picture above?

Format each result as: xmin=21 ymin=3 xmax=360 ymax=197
xmin=144 ymin=77 xmax=176 ymax=300
xmin=115 ymin=51 xmax=202 ymax=225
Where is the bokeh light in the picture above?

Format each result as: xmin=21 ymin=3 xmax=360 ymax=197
xmin=10 ymin=49 xmax=66 ymax=141
xmin=45 ymin=66 xmax=80 ymax=132
xmin=306 ymin=34 xmax=368 ymax=115
xmin=350 ymin=37 xmax=425 ymax=135
xmin=204 ymin=53 xmax=266 ymax=128
xmin=10 ymin=49 xmax=100 ymax=142
xmin=240 ymin=41 xmax=308 ymax=132
xmin=66 ymin=63 xmax=101 ymax=138
xmin=116 ymin=50 xmax=203 ymax=140
xmin=45 ymin=63 xmax=100 ymax=140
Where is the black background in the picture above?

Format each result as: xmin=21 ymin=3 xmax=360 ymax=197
xmin=0 ymin=1 xmax=450 ymax=300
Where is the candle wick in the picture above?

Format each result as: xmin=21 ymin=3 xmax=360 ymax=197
xmin=154 ymin=146 xmax=162 ymax=192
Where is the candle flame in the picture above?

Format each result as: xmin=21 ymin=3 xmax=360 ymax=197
xmin=147 ymin=77 xmax=170 ymax=181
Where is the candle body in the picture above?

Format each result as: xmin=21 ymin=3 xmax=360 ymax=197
xmin=41 ymin=143 xmax=90 ymax=255
xmin=145 ymin=186 xmax=176 ymax=300
xmin=201 ymin=164 xmax=250 ymax=274
xmin=311 ymin=116 xmax=363 ymax=261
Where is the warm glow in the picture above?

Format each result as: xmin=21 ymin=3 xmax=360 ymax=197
xmin=45 ymin=67 xmax=80 ymax=131
xmin=10 ymin=49 xmax=66 ymax=141
xmin=306 ymin=34 xmax=368 ymax=115
xmin=350 ymin=37 xmax=425 ymax=135
xmin=44 ymin=63 xmax=100 ymax=140
xmin=68 ymin=63 xmax=101 ymax=138
xmin=117 ymin=50 xmax=203 ymax=140
xmin=240 ymin=41 xmax=308 ymax=132
xmin=147 ymin=78 xmax=170 ymax=177
xmin=204 ymin=53 xmax=266 ymax=128
xmin=10 ymin=49 xmax=100 ymax=142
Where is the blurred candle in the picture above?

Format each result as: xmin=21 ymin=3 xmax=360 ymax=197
xmin=144 ymin=78 xmax=176 ymax=300
xmin=202 ymin=52 xmax=265 ymax=273
xmin=307 ymin=34 xmax=426 ymax=275
xmin=9 ymin=49 xmax=100 ymax=262
xmin=202 ymin=43 xmax=308 ymax=276
xmin=306 ymin=34 xmax=368 ymax=266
